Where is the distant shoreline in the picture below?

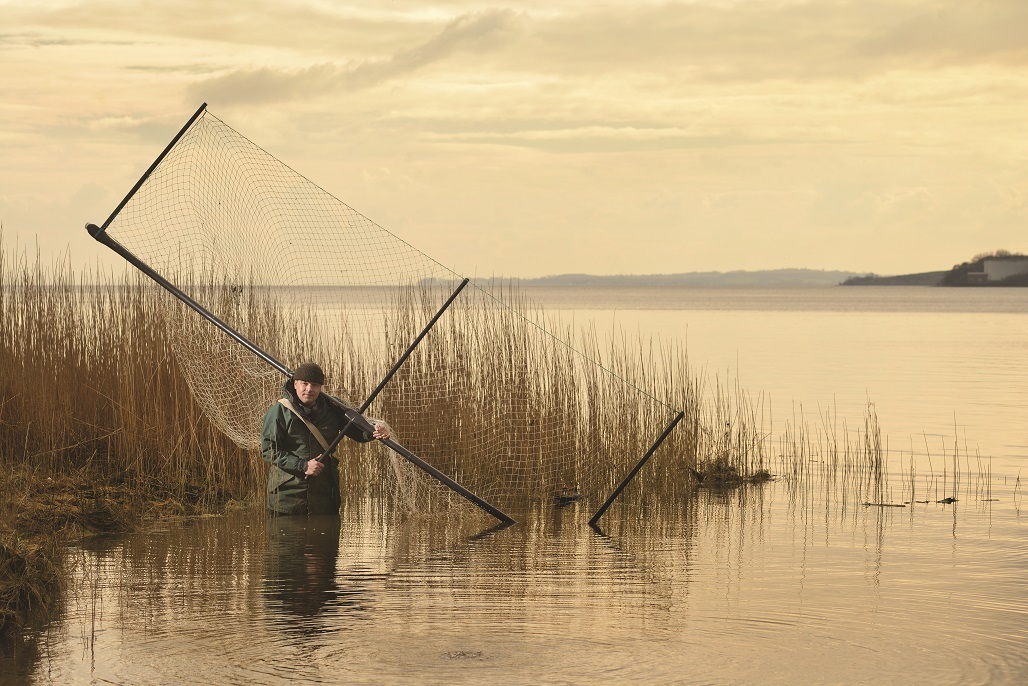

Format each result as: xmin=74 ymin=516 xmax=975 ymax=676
xmin=500 ymin=260 xmax=1027 ymax=288
xmin=508 ymin=269 xmax=860 ymax=289
xmin=839 ymin=271 xmax=946 ymax=286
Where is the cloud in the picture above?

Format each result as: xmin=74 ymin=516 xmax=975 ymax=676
xmin=190 ymin=63 xmax=337 ymax=105
xmin=507 ymin=0 xmax=1028 ymax=83
xmin=0 ymin=30 xmax=136 ymax=50
xmin=856 ymin=1 xmax=1028 ymax=65
xmin=0 ymin=32 xmax=71 ymax=48
xmin=188 ymin=9 xmax=520 ymax=105
xmin=428 ymin=126 xmax=814 ymax=154
xmin=346 ymin=8 xmax=520 ymax=86
xmin=13 ymin=0 xmax=371 ymax=51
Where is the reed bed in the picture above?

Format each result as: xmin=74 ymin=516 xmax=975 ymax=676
xmin=352 ymin=284 xmax=707 ymax=515
xmin=0 ymin=242 xmax=903 ymax=515
xmin=0 ymin=248 xmax=257 ymax=508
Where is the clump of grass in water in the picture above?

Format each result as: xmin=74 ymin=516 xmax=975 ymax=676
xmin=0 ymin=535 xmax=63 ymax=638
xmin=0 ymin=460 xmax=162 ymax=636
xmin=690 ymin=458 xmax=773 ymax=486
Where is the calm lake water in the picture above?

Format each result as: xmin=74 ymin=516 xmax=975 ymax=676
xmin=6 ymin=286 xmax=1027 ymax=684
xmin=532 ymin=285 xmax=1028 ymax=478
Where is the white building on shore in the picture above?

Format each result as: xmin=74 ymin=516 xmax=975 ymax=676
xmin=983 ymin=257 xmax=1028 ymax=282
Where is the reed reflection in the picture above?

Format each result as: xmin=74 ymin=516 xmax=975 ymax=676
xmin=0 ymin=632 xmax=39 ymax=686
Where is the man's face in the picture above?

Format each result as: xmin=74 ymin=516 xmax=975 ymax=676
xmin=294 ymin=379 xmax=323 ymax=406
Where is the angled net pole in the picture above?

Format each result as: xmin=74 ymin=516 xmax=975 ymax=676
xmin=321 ymin=396 xmax=514 ymax=525
xmin=95 ymin=102 xmax=208 ymax=237
xmin=359 ymin=277 xmax=469 ymax=413
xmin=84 ymin=225 xmax=515 ymax=526
xmin=589 ymin=411 xmax=685 ymax=526
xmin=87 ymin=224 xmax=290 ymax=375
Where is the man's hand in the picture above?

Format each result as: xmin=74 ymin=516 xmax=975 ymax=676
xmin=304 ymin=457 xmax=325 ymax=477
xmin=373 ymin=422 xmax=391 ymax=440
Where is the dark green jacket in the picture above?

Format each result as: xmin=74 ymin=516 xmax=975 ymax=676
xmin=261 ymin=384 xmax=374 ymax=515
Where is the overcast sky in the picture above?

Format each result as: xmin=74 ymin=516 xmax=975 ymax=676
xmin=2 ymin=0 xmax=1025 ymax=277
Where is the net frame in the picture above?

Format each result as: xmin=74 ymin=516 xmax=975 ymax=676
xmin=86 ymin=103 xmax=685 ymax=524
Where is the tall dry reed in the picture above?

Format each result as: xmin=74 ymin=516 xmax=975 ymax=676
xmin=0 ymin=243 xmax=257 ymax=509
xmin=1 ymin=240 xmax=898 ymax=519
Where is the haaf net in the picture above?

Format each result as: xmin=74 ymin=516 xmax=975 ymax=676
xmin=96 ymin=106 xmax=685 ymax=522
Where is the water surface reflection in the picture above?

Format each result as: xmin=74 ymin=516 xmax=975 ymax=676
xmin=12 ymin=482 xmax=1028 ymax=685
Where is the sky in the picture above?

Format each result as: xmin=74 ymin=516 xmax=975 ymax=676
xmin=1 ymin=0 xmax=1026 ymax=278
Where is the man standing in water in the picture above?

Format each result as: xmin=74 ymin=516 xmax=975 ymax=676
xmin=261 ymin=362 xmax=390 ymax=515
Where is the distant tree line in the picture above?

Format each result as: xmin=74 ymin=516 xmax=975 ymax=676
xmin=840 ymin=271 xmax=946 ymax=286
xmin=842 ymin=249 xmax=1028 ymax=287
xmin=941 ymin=249 xmax=1028 ymax=286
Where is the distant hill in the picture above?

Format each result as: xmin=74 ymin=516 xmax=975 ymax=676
xmin=514 ymin=269 xmax=860 ymax=288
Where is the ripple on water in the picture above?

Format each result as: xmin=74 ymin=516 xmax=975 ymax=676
xmin=23 ymin=490 xmax=1028 ymax=685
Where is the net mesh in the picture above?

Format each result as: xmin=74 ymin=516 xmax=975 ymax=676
xmin=100 ymin=108 xmax=684 ymax=521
